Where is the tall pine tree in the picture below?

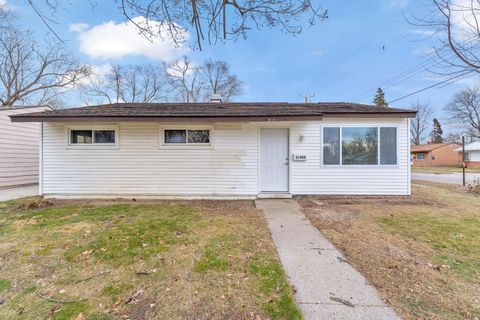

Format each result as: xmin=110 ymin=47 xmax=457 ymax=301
xmin=431 ymin=118 xmax=444 ymax=143
xmin=373 ymin=88 xmax=388 ymax=107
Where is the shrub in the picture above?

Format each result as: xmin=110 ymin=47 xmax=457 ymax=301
xmin=468 ymin=178 xmax=480 ymax=194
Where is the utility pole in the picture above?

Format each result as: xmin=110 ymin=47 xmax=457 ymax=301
xmin=462 ymin=136 xmax=466 ymax=187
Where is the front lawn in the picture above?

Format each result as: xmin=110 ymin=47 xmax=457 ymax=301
xmin=0 ymin=199 xmax=301 ymax=320
xmin=299 ymin=183 xmax=480 ymax=320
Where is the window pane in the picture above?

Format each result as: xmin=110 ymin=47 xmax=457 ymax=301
xmin=323 ymin=127 xmax=340 ymax=165
xmin=188 ymin=130 xmax=210 ymax=143
xmin=380 ymin=127 xmax=397 ymax=165
xmin=94 ymin=130 xmax=115 ymax=144
xmin=417 ymin=153 xmax=425 ymax=160
xmin=71 ymin=130 xmax=92 ymax=144
xmin=342 ymin=127 xmax=378 ymax=165
xmin=165 ymin=130 xmax=186 ymax=143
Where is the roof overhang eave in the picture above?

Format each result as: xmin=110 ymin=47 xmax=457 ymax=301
xmin=9 ymin=115 xmax=325 ymax=123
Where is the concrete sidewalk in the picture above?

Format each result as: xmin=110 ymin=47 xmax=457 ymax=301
xmin=256 ymin=199 xmax=400 ymax=320
xmin=0 ymin=185 xmax=38 ymax=201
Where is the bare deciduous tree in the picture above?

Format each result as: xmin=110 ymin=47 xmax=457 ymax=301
xmin=87 ymin=65 xmax=167 ymax=104
xmin=162 ymin=57 xmax=243 ymax=102
xmin=163 ymin=56 xmax=204 ymax=102
xmin=200 ymin=60 xmax=242 ymax=101
xmin=415 ymin=0 xmax=480 ymax=76
xmin=410 ymin=102 xmax=434 ymax=145
xmin=0 ymin=25 xmax=90 ymax=106
xmin=445 ymin=87 xmax=480 ymax=138
xmin=30 ymin=0 xmax=328 ymax=49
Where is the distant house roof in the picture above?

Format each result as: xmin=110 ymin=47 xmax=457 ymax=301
xmin=9 ymin=102 xmax=416 ymax=122
xmin=411 ymin=143 xmax=460 ymax=153
xmin=455 ymin=141 xmax=480 ymax=152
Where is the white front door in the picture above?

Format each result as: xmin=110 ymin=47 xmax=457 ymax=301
xmin=260 ymin=128 xmax=289 ymax=192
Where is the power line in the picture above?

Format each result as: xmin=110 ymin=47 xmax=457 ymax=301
xmin=349 ymin=36 xmax=479 ymax=102
xmin=388 ymin=71 xmax=475 ymax=104
xmin=319 ymin=2 xmax=420 ymax=86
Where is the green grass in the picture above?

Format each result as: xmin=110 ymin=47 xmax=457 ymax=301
xmin=380 ymin=212 xmax=480 ymax=280
xmin=0 ymin=279 xmax=11 ymax=292
xmin=0 ymin=198 xmax=301 ymax=319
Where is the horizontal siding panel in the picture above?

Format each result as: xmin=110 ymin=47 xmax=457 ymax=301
xmin=0 ymin=106 xmax=48 ymax=188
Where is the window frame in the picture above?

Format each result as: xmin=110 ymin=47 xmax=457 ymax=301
xmin=321 ymin=125 xmax=399 ymax=167
xmin=416 ymin=152 xmax=425 ymax=160
xmin=66 ymin=125 xmax=119 ymax=149
xmin=159 ymin=126 xmax=214 ymax=149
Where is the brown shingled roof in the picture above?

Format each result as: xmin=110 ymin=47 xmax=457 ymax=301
xmin=9 ymin=102 xmax=416 ymax=122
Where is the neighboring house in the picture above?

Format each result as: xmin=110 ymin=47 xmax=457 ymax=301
xmin=0 ymin=106 xmax=51 ymax=189
xmin=411 ymin=142 xmax=462 ymax=167
xmin=456 ymin=141 xmax=480 ymax=168
xmin=10 ymin=102 xmax=416 ymax=198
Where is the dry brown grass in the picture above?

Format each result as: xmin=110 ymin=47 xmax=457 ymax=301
xmin=298 ymin=183 xmax=480 ymax=320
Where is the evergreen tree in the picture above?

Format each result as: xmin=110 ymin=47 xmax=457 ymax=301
xmin=373 ymin=88 xmax=388 ymax=107
xmin=431 ymin=118 xmax=444 ymax=143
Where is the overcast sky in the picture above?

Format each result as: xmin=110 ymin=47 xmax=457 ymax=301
xmin=3 ymin=0 xmax=479 ymax=128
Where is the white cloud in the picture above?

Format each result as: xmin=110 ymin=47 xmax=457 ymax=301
xmin=0 ymin=0 xmax=6 ymax=7
xmin=383 ymin=0 xmax=409 ymax=10
xmin=69 ymin=23 xmax=90 ymax=33
xmin=450 ymin=0 xmax=480 ymax=42
xmin=71 ymin=16 xmax=188 ymax=61
xmin=413 ymin=46 xmax=435 ymax=56
xmin=303 ymin=49 xmax=324 ymax=59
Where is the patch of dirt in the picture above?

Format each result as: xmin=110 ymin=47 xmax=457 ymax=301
xmin=127 ymin=294 xmax=155 ymax=320
xmin=298 ymin=184 xmax=480 ymax=320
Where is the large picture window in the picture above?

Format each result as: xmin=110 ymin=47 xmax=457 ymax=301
xmin=342 ymin=127 xmax=378 ymax=165
xmin=323 ymin=126 xmax=397 ymax=166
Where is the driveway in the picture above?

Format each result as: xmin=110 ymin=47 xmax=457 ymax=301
xmin=0 ymin=185 xmax=38 ymax=201
xmin=256 ymin=199 xmax=400 ymax=320
xmin=412 ymin=172 xmax=479 ymax=185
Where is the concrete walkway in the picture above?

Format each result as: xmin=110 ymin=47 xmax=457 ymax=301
xmin=0 ymin=185 xmax=38 ymax=201
xmin=256 ymin=199 xmax=400 ymax=320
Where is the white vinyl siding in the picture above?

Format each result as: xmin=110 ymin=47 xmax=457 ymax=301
xmin=290 ymin=118 xmax=409 ymax=195
xmin=41 ymin=117 xmax=410 ymax=197
xmin=0 ymin=106 xmax=49 ymax=189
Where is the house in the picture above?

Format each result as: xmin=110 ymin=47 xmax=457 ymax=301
xmin=456 ymin=141 xmax=480 ymax=168
xmin=410 ymin=142 xmax=462 ymax=167
xmin=0 ymin=106 xmax=51 ymax=189
xmin=9 ymin=102 xmax=416 ymax=198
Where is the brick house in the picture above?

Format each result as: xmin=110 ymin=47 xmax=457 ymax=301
xmin=411 ymin=142 xmax=463 ymax=167
xmin=456 ymin=141 xmax=480 ymax=168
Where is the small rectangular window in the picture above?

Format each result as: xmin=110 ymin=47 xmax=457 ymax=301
xmin=164 ymin=130 xmax=187 ymax=143
xmin=465 ymin=153 xmax=471 ymax=161
xmin=417 ymin=153 xmax=425 ymax=160
xmin=188 ymin=130 xmax=210 ymax=143
xmin=380 ymin=127 xmax=397 ymax=165
xmin=71 ymin=130 xmax=93 ymax=144
xmin=70 ymin=129 xmax=116 ymax=145
xmin=164 ymin=129 xmax=210 ymax=145
xmin=94 ymin=130 xmax=116 ymax=144
xmin=342 ymin=127 xmax=378 ymax=165
xmin=323 ymin=127 xmax=340 ymax=165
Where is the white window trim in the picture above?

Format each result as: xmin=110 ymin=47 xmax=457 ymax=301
xmin=321 ymin=125 xmax=399 ymax=167
xmin=65 ymin=125 xmax=119 ymax=149
xmin=159 ymin=125 xmax=214 ymax=149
